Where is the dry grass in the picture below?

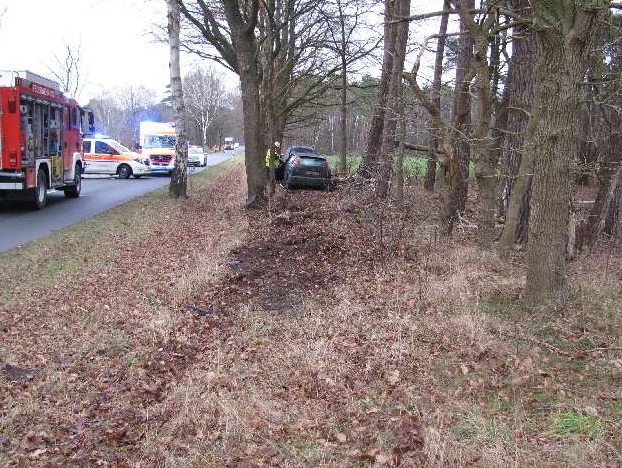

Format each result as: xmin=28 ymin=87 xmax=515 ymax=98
xmin=1 ymin=162 xmax=621 ymax=467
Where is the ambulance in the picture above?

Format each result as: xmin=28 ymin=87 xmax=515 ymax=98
xmin=139 ymin=121 xmax=176 ymax=175
xmin=82 ymin=136 xmax=151 ymax=178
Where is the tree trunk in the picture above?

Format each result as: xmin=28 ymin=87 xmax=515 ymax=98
xmin=585 ymin=30 xmax=622 ymax=248
xmin=360 ymin=0 xmax=395 ymax=179
xmin=167 ymin=0 xmax=188 ymax=198
xmin=449 ymin=0 xmax=474 ymax=214
xmin=525 ymin=1 xmax=607 ymax=307
xmin=497 ymin=0 xmax=539 ymax=227
xmin=222 ymin=2 xmax=265 ymax=207
xmin=377 ymin=0 xmax=410 ymax=198
xmin=424 ymin=0 xmax=450 ymax=191
xmin=497 ymin=2 xmax=539 ymax=257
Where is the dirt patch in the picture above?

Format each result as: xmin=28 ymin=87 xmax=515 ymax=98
xmin=1 ymin=164 xmax=621 ymax=467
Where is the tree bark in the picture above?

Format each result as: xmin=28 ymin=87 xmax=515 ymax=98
xmin=222 ymin=2 xmax=266 ymax=207
xmin=497 ymin=0 xmax=540 ymax=257
xmin=167 ymin=0 xmax=188 ymax=198
xmin=377 ymin=0 xmax=410 ymax=198
xmin=525 ymin=0 xmax=608 ymax=307
xmin=449 ymin=0 xmax=474 ymax=214
xmin=360 ymin=0 xmax=396 ymax=179
xmin=424 ymin=0 xmax=450 ymax=191
xmin=455 ymin=0 xmax=497 ymax=247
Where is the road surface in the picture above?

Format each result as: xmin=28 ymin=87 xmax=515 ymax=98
xmin=0 ymin=150 xmax=236 ymax=253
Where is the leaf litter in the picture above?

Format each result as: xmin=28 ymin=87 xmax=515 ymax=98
xmin=1 ymin=162 xmax=621 ymax=466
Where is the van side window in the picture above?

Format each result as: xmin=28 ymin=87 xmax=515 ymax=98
xmin=95 ymin=141 xmax=115 ymax=155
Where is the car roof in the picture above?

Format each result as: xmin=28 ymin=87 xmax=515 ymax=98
xmin=288 ymin=145 xmax=317 ymax=153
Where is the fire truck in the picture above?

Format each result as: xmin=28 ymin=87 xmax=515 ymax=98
xmin=0 ymin=70 xmax=94 ymax=209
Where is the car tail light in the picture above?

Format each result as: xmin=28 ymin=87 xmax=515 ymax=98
xmin=292 ymin=156 xmax=300 ymax=166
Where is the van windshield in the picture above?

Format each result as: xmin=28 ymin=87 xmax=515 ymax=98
xmin=144 ymin=135 xmax=176 ymax=149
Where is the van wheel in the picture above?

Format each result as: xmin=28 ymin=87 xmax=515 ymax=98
xmin=117 ymin=164 xmax=132 ymax=179
xmin=34 ymin=168 xmax=48 ymax=209
xmin=133 ymin=175 xmax=142 ymax=179
xmin=64 ymin=163 xmax=82 ymax=198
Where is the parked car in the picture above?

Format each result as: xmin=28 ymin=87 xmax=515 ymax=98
xmin=282 ymin=145 xmax=332 ymax=189
xmin=188 ymin=145 xmax=207 ymax=167
xmin=83 ymin=137 xmax=151 ymax=179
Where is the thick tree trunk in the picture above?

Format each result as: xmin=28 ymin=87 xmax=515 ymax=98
xmin=497 ymin=0 xmax=539 ymax=225
xmin=525 ymin=49 xmax=575 ymax=305
xmin=167 ymin=0 xmax=188 ymax=198
xmin=525 ymin=1 xmax=607 ymax=307
xmin=222 ymin=2 xmax=265 ymax=207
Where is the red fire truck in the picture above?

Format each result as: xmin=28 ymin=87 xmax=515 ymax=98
xmin=0 ymin=70 xmax=94 ymax=209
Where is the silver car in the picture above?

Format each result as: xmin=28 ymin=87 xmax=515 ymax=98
xmin=188 ymin=146 xmax=207 ymax=167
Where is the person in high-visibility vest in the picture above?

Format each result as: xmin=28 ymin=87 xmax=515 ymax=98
xmin=265 ymin=141 xmax=282 ymax=181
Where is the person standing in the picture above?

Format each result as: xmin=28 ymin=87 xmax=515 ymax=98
xmin=265 ymin=141 xmax=282 ymax=181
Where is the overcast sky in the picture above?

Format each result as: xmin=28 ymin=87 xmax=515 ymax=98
xmin=0 ymin=0 xmax=448 ymax=104
xmin=0 ymin=0 xmax=232 ymax=103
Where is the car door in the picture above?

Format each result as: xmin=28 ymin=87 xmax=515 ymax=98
xmin=94 ymin=140 xmax=119 ymax=174
xmin=82 ymin=140 xmax=102 ymax=173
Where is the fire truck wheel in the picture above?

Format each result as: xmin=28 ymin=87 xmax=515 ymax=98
xmin=64 ymin=163 xmax=82 ymax=198
xmin=34 ymin=168 xmax=48 ymax=209
xmin=117 ymin=164 xmax=132 ymax=179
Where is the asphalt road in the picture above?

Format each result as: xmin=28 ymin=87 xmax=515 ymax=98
xmin=0 ymin=149 xmax=237 ymax=253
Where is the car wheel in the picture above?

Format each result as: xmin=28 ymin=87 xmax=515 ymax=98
xmin=117 ymin=164 xmax=132 ymax=179
xmin=64 ymin=163 xmax=82 ymax=198
xmin=33 ymin=167 xmax=48 ymax=209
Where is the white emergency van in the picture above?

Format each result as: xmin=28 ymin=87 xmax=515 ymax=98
xmin=83 ymin=137 xmax=151 ymax=179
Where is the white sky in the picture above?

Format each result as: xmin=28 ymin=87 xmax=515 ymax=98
xmin=0 ymin=0 xmax=448 ymax=105
xmin=0 ymin=0 xmax=234 ymax=103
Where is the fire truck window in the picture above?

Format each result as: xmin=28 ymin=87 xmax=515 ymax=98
xmin=83 ymin=141 xmax=92 ymax=153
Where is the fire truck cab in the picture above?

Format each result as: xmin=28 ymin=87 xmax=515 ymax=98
xmin=0 ymin=70 xmax=94 ymax=209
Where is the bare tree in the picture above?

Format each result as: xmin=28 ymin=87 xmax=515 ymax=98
xmin=183 ymin=66 xmax=226 ymax=147
xmin=320 ymin=0 xmax=381 ymax=175
xmin=167 ymin=0 xmax=188 ymax=198
xmin=48 ymin=43 xmax=85 ymax=100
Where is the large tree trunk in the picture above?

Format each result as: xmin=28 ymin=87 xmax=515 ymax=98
xmin=377 ymin=0 xmax=410 ymax=198
xmin=525 ymin=1 xmax=607 ymax=307
xmin=424 ymin=0 xmax=450 ymax=191
xmin=167 ymin=0 xmax=188 ymax=198
xmin=497 ymin=0 xmax=540 ymax=257
xmin=222 ymin=2 xmax=265 ymax=207
xmin=360 ymin=0 xmax=395 ymax=179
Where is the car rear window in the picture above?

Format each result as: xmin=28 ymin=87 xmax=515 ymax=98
xmin=291 ymin=147 xmax=316 ymax=155
xmin=299 ymin=157 xmax=325 ymax=167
